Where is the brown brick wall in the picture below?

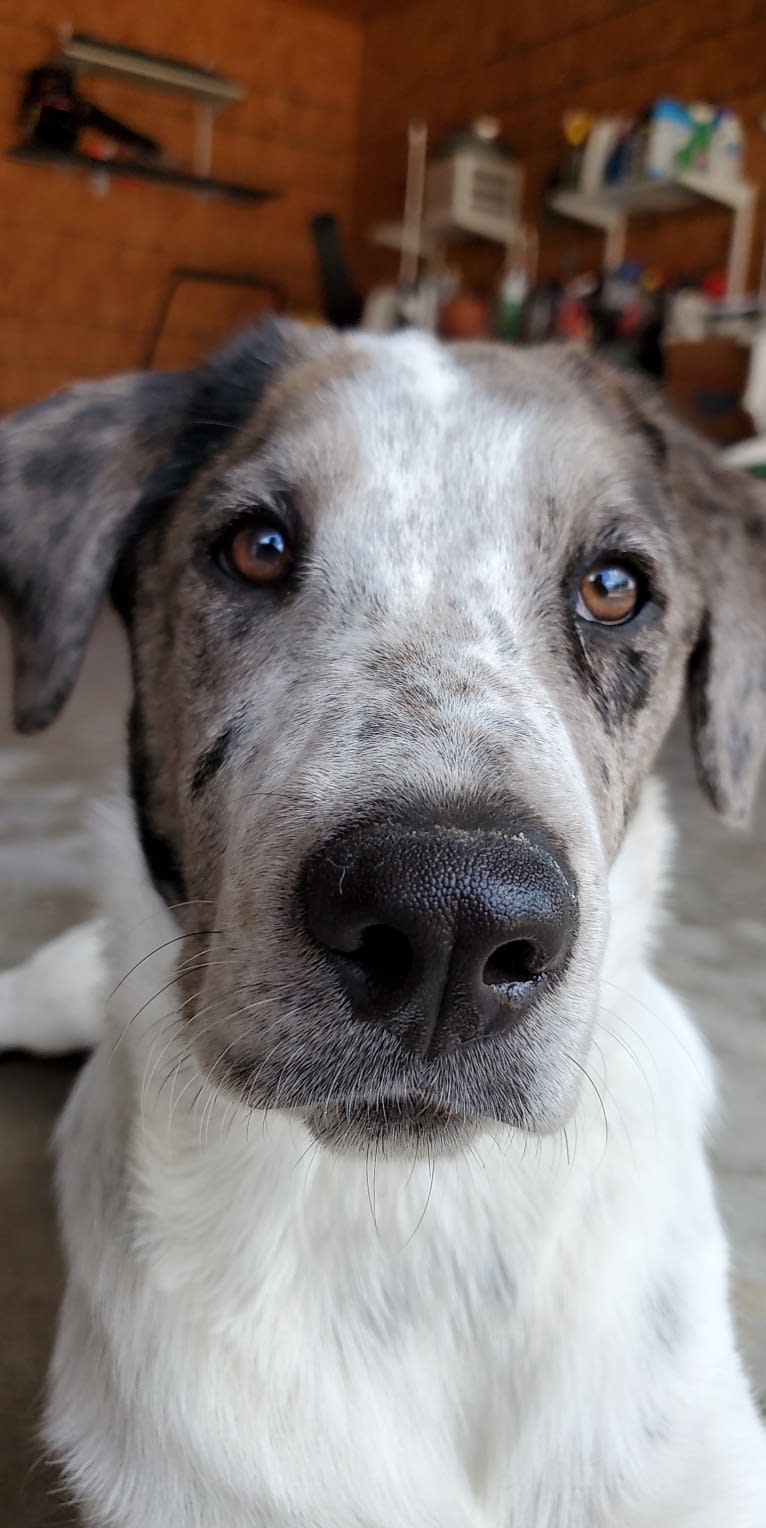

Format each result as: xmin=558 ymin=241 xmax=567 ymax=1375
xmin=0 ymin=0 xmax=362 ymax=409
xmin=352 ymin=0 xmax=766 ymax=297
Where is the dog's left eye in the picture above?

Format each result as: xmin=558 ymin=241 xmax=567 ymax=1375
xmin=215 ymin=515 xmax=294 ymax=587
xmin=577 ymin=562 xmax=643 ymax=625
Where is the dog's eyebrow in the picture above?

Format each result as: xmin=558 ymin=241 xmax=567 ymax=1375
xmin=190 ymin=722 xmax=240 ymax=798
xmin=582 ymin=467 xmax=669 ymax=529
xmin=581 ymin=513 xmax=670 ymax=567
xmin=195 ymin=468 xmax=302 ymax=531
xmin=631 ymin=468 xmax=671 ymax=529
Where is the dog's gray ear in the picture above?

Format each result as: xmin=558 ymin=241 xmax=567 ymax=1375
xmin=0 ymin=320 xmax=290 ymax=734
xmin=559 ymin=347 xmax=766 ymax=823
xmin=668 ymin=432 xmax=766 ymax=824
xmin=0 ymin=370 xmax=196 ymax=733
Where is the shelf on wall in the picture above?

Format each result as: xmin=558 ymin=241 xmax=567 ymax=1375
xmin=42 ymin=28 xmax=249 ymax=181
xmin=368 ymin=221 xmax=440 ymax=258
xmin=548 ymin=171 xmax=754 ymax=223
xmin=55 ymin=31 xmax=245 ymax=105
xmin=8 ymin=144 xmax=276 ymax=205
xmin=547 ymin=172 xmax=757 ymax=294
xmin=368 ymin=216 xmax=520 ymax=254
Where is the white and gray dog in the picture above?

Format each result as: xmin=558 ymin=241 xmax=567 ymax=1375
xmin=1 ymin=321 xmax=765 ymax=1527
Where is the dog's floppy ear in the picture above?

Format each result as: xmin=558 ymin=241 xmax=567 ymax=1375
xmin=567 ymin=348 xmax=766 ymax=824
xmin=0 ymin=320 xmax=289 ymax=734
xmin=0 ymin=369 xmax=195 ymax=734
xmin=669 ymin=430 xmax=766 ymax=824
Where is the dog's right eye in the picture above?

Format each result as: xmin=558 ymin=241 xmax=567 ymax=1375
xmin=213 ymin=514 xmax=294 ymax=587
xmin=577 ymin=562 xmax=643 ymax=625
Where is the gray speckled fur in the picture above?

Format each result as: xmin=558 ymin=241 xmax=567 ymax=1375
xmin=1 ymin=323 xmax=765 ymax=1142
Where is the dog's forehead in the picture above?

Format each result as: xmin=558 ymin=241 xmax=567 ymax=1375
xmin=239 ymin=330 xmax=645 ymax=533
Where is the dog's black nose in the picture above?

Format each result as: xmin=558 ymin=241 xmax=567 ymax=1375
xmin=301 ymin=818 xmax=578 ymax=1058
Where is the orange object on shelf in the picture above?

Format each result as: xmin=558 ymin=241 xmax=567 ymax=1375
xmin=438 ymin=292 xmax=490 ymax=340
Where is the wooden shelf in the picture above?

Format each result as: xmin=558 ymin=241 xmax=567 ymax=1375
xmin=8 ymin=144 xmax=275 ymax=205
xmin=55 ymin=31 xmax=244 ymax=105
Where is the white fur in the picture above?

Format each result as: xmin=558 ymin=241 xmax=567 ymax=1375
xmin=0 ymin=918 xmax=105 ymax=1053
xmin=16 ymin=784 xmax=761 ymax=1526
xmin=351 ymin=328 xmax=460 ymax=408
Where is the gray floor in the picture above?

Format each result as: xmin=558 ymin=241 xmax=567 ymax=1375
xmin=0 ymin=614 xmax=764 ymax=1526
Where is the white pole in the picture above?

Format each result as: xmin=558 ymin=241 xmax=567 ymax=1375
xmin=399 ymin=120 xmax=428 ymax=289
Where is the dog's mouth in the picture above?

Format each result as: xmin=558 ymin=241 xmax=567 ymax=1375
xmin=305 ymin=1095 xmax=478 ymax=1155
xmin=201 ymin=963 xmax=585 ymax=1150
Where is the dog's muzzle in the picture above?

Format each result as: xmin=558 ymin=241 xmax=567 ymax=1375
xmin=302 ymin=815 xmax=578 ymax=1060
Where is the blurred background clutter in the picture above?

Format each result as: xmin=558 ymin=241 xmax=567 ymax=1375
xmin=2 ymin=2 xmax=766 ymax=459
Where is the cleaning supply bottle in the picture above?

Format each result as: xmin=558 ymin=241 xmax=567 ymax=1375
xmin=496 ymin=225 xmax=537 ymax=341
xmin=709 ymin=110 xmax=744 ymax=182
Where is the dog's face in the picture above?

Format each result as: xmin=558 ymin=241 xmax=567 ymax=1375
xmin=2 ymin=324 xmax=766 ymax=1151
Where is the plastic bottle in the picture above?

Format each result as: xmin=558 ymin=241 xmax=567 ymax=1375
xmin=709 ymin=110 xmax=744 ymax=182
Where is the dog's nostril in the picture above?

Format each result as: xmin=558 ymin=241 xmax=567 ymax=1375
xmin=346 ymin=925 xmax=413 ymax=994
xmin=303 ymin=817 xmax=578 ymax=1052
xmin=482 ymin=939 xmax=543 ymax=989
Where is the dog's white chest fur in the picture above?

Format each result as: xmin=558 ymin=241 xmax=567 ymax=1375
xmin=44 ymin=787 xmax=766 ymax=1527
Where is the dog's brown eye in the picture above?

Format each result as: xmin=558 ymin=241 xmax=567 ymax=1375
xmin=221 ymin=518 xmax=294 ymax=586
xmin=577 ymin=564 xmax=640 ymax=625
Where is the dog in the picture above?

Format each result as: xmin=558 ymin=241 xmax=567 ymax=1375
xmin=1 ymin=321 xmax=765 ymax=1527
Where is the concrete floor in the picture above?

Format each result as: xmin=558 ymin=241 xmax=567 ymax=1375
xmin=0 ymin=618 xmax=129 ymax=1528
xmin=0 ymin=613 xmax=764 ymax=1526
